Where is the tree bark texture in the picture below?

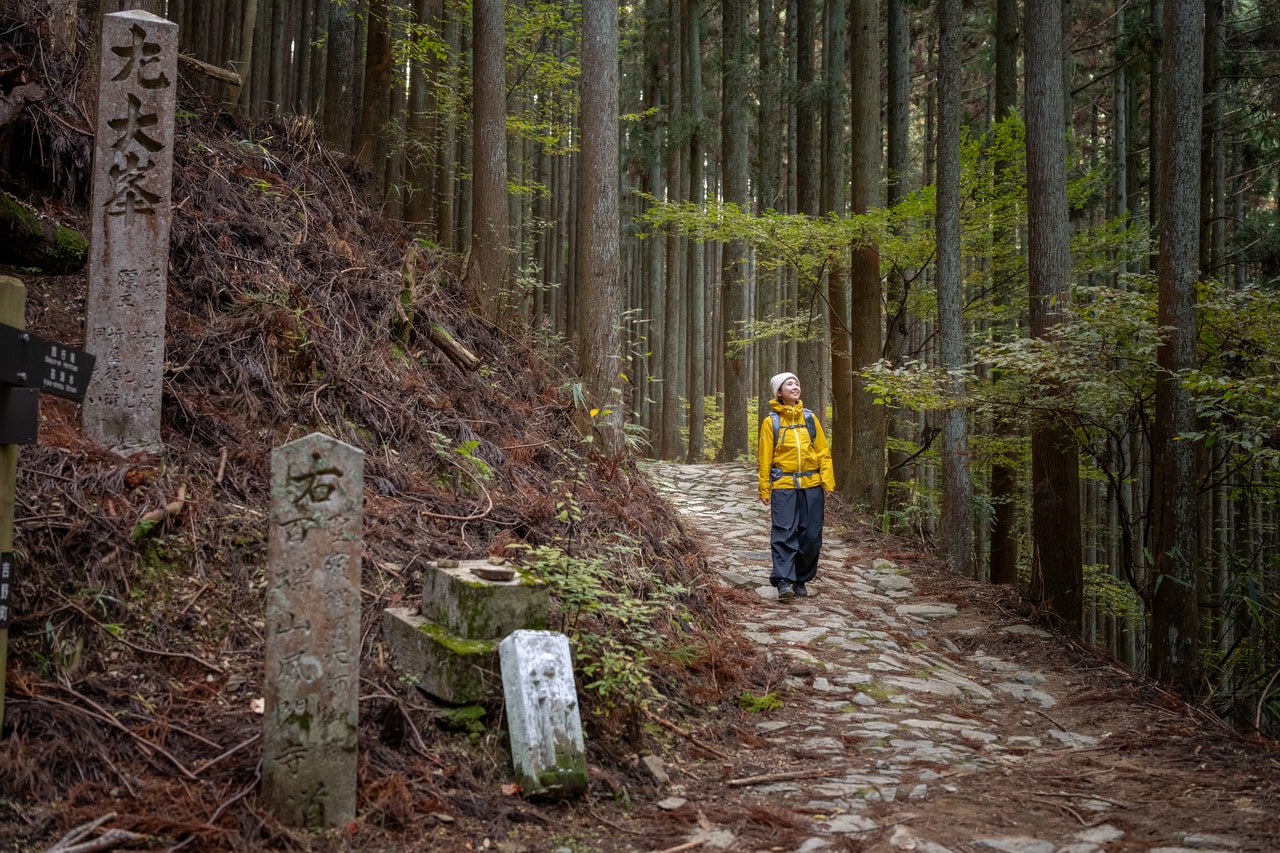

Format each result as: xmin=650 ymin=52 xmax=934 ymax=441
xmin=884 ymin=0 xmax=913 ymax=519
xmin=466 ymin=0 xmax=512 ymax=320
xmin=718 ymin=0 xmax=750 ymax=462
xmin=323 ymin=0 xmax=356 ymax=152
xmin=355 ymin=0 xmax=392 ymax=171
xmin=1025 ymin=0 xmax=1084 ymax=628
xmin=1151 ymin=0 xmax=1203 ymax=695
xmin=936 ymin=0 xmax=975 ymax=577
xmin=405 ymin=0 xmax=440 ymax=225
xmin=685 ymin=0 xmax=705 ymax=463
xmin=989 ymin=0 xmax=1021 ymax=585
xmin=822 ymin=0 xmax=852 ymax=486
xmin=659 ymin=0 xmax=685 ymax=461
xmin=793 ymin=0 xmax=823 ymax=424
xmin=642 ymin=0 xmax=666 ymax=443
xmin=576 ymin=0 xmax=625 ymax=457
xmin=848 ymin=0 xmax=885 ymax=512
xmin=755 ymin=0 xmax=782 ymax=426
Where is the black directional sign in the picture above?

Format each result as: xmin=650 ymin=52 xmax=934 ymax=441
xmin=0 ymin=322 xmax=96 ymax=402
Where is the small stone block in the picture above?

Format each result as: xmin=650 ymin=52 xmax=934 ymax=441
xmin=382 ymin=607 xmax=499 ymax=704
xmin=421 ymin=560 xmax=549 ymax=639
xmin=499 ymin=630 xmax=587 ymax=799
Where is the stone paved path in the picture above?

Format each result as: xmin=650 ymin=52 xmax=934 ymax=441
xmin=642 ymin=461 xmax=1255 ymax=853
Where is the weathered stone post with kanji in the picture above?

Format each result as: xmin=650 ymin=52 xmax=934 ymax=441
xmin=262 ymin=433 xmax=364 ymax=828
xmin=82 ymin=10 xmax=178 ymax=454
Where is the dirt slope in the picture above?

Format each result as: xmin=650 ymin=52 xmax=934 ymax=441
xmin=0 ymin=93 xmax=739 ymax=851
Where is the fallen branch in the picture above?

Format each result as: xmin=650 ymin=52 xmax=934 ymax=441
xmin=44 ymin=813 xmax=114 ymax=852
xmin=60 ymin=596 xmax=223 ymax=674
xmin=1032 ymin=790 xmax=1129 ymax=809
xmin=725 ymin=767 xmax=830 ymax=787
xmin=193 ymin=733 xmax=260 ymax=775
xmin=43 ymin=812 xmax=148 ymax=853
xmin=48 ymin=828 xmax=148 ymax=853
xmin=427 ymin=321 xmax=480 ymax=371
xmin=1029 ymin=796 xmax=1088 ymax=826
xmin=38 ymin=686 xmax=198 ymax=780
xmin=178 ymin=53 xmax=241 ymax=86
xmin=643 ymin=708 xmax=729 ymax=760
xmin=650 ymin=842 xmax=704 ymax=853
xmin=1032 ymin=707 xmax=1071 ymax=731
xmin=138 ymin=484 xmax=188 ymax=525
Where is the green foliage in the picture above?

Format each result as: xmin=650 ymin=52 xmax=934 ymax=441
xmin=871 ymin=256 xmax=1280 ymax=717
xmin=1203 ymin=565 xmax=1280 ymax=734
xmin=685 ymin=395 xmax=723 ymax=462
xmin=1184 ymin=283 xmax=1280 ymax=466
xmin=736 ymin=691 xmax=783 ymax=712
xmin=578 ymin=633 xmax=656 ymax=713
xmin=548 ymin=447 xmax=587 ymax=534
xmin=396 ymin=0 xmax=580 ymax=197
xmin=453 ymin=440 xmax=494 ymax=482
xmin=33 ymin=618 xmax=82 ymax=680
xmin=1083 ymin=564 xmax=1142 ymax=620
xmin=423 ymin=429 xmax=494 ymax=495
xmin=511 ymin=541 xmax=685 ymax=717
xmin=440 ymin=705 xmax=487 ymax=742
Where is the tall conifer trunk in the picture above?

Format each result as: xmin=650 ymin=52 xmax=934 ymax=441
xmin=989 ymin=0 xmax=1020 ymax=585
xmin=1151 ymin=0 xmax=1203 ymax=695
xmin=718 ymin=0 xmax=750 ymax=461
xmin=1026 ymin=0 xmax=1083 ymax=627
xmin=936 ymin=0 xmax=974 ymax=576
xmin=848 ymin=0 xmax=885 ymax=511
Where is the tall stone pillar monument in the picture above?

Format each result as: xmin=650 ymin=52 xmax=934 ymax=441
xmin=262 ymin=433 xmax=364 ymax=828
xmin=82 ymin=11 xmax=178 ymax=454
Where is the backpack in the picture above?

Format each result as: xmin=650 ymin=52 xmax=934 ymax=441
xmin=770 ymin=408 xmax=816 ymax=448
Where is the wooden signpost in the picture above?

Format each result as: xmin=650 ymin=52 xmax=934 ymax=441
xmin=0 ymin=275 xmax=96 ymax=733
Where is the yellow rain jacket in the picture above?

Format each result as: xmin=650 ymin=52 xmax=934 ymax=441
xmin=757 ymin=399 xmax=836 ymax=501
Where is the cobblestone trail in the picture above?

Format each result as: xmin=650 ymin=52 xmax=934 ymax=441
xmin=642 ymin=461 xmax=1260 ymax=853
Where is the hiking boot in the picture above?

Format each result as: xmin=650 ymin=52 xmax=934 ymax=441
xmin=776 ymin=581 xmax=796 ymax=601
xmin=794 ymin=582 xmax=809 ymax=597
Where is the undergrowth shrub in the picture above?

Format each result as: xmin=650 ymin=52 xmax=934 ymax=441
xmin=510 ymin=540 xmax=687 ymax=720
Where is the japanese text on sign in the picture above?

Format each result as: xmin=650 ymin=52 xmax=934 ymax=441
xmin=0 ymin=553 xmax=13 ymax=630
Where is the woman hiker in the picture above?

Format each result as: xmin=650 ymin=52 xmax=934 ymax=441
xmin=757 ymin=372 xmax=836 ymax=600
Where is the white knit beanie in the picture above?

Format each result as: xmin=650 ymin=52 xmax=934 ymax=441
xmin=770 ymin=372 xmax=798 ymax=397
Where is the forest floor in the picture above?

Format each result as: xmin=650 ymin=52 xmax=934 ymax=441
xmin=1 ymin=76 xmax=1278 ymax=851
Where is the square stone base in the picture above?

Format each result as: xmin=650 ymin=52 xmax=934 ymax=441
xmin=421 ymin=561 xmax=549 ymax=639
xmin=383 ymin=607 xmax=500 ymax=704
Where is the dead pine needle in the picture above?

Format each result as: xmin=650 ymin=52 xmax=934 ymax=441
xmin=643 ymin=708 xmax=729 ymax=760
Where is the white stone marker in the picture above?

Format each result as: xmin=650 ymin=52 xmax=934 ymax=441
xmin=82 ymin=10 xmax=178 ymax=454
xmin=262 ymin=433 xmax=364 ymax=828
xmin=498 ymin=630 xmax=588 ymax=798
